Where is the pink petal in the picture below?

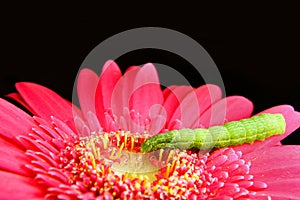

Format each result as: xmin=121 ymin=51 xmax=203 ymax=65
xmin=247 ymin=146 xmax=300 ymax=178
xmin=125 ymin=65 xmax=140 ymax=73
xmin=132 ymin=63 xmax=160 ymax=90
xmin=129 ymin=63 xmax=163 ymax=119
xmin=148 ymin=104 xmax=167 ymax=134
xmin=0 ymin=137 xmax=31 ymax=176
xmin=233 ymin=105 xmax=300 ymax=154
xmin=163 ymin=86 xmax=193 ymax=129
xmin=0 ymin=98 xmax=37 ymax=140
xmin=70 ymin=101 xmax=84 ymax=124
xmin=129 ymin=84 xmax=163 ymax=119
xmin=200 ymin=96 xmax=254 ymax=127
xmin=77 ymin=68 xmax=99 ymax=121
xmin=0 ymin=171 xmax=43 ymax=199
xmin=162 ymin=85 xmax=176 ymax=98
xmin=245 ymin=146 xmax=300 ymax=199
xmin=6 ymin=93 xmax=35 ymax=114
xmin=195 ymin=84 xmax=222 ymax=114
xmin=111 ymin=66 xmax=140 ymax=119
xmin=95 ymin=60 xmax=122 ymax=130
xmin=257 ymin=179 xmax=300 ymax=200
xmin=169 ymin=84 xmax=222 ymax=129
xmin=15 ymin=82 xmax=76 ymax=131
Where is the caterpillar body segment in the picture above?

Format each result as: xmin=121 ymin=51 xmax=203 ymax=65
xmin=141 ymin=113 xmax=286 ymax=153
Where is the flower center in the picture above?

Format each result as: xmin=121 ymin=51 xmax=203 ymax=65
xmin=22 ymin=117 xmax=269 ymax=199
xmin=80 ymin=131 xmax=173 ymax=182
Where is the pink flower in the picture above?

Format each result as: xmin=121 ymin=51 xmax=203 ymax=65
xmin=1 ymin=60 xmax=300 ymax=199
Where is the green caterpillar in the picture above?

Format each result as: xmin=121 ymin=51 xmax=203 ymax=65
xmin=141 ymin=113 xmax=286 ymax=153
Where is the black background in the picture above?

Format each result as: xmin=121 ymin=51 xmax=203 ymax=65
xmin=1 ymin=4 xmax=299 ymax=144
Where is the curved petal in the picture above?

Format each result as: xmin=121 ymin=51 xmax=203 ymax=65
xmin=163 ymin=86 xmax=192 ymax=129
xmin=169 ymin=84 xmax=223 ymax=129
xmin=0 ymin=98 xmax=37 ymax=140
xmin=6 ymin=93 xmax=35 ymax=114
xmin=245 ymin=146 xmax=300 ymax=199
xmin=125 ymin=65 xmax=140 ymax=73
xmin=77 ymin=68 xmax=99 ymax=121
xmin=129 ymin=63 xmax=163 ymax=119
xmin=0 ymin=171 xmax=43 ymax=199
xmin=0 ymin=137 xmax=31 ymax=176
xmin=233 ymin=105 xmax=300 ymax=154
xmin=200 ymin=96 xmax=254 ymax=128
xmin=95 ymin=60 xmax=122 ymax=130
xmin=257 ymin=179 xmax=300 ymax=200
xmin=195 ymin=84 xmax=223 ymax=114
xmin=15 ymin=82 xmax=76 ymax=131
xmin=129 ymin=84 xmax=163 ymax=119
xmin=111 ymin=66 xmax=140 ymax=120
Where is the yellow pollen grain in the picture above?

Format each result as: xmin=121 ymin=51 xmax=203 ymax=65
xmin=192 ymin=174 xmax=199 ymax=181
xmin=135 ymin=182 xmax=141 ymax=189
xmin=181 ymin=158 xmax=188 ymax=164
xmin=184 ymin=173 xmax=190 ymax=181
xmin=93 ymin=181 xmax=98 ymax=187
xmin=152 ymin=185 xmax=158 ymax=193
xmin=145 ymin=182 xmax=151 ymax=188
xmin=158 ymin=179 xmax=164 ymax=185
xmin=163 ymin=186 xmax=168 ymax=191
xmin=169 ymin=188 xmax=175 ymax=195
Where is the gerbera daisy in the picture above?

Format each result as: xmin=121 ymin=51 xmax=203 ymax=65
xmin=1 ymin=60 xmax=300 ymax=199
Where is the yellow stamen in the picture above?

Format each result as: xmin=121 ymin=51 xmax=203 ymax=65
xmin=131 ymin=136 xmax=135 ymax=150
xmin=124 ymin=131 xmax=128 ymax=147
xmin=116 ymin=133 xmax=120 ymax=147
xmin=171 ymin=159 xmax=176 ymax=171
xmin=165 ymin=163 xmax=171 ymax=178
xmin=90 ymin=141 xmax=97 ymax=158
xmin=102 ymin=133 xmax=109 ymax=149
xmin=117 ymin=143 xmax=125 ymax=158
xmin=109 ymin=148 xmax=116 ymax=159
xmin=96 ymin=147 xmax=101 ymax=160
xmin=159 ymin=149 xmax=164 ymax=162
xmin=89 ymin=153 xmax=96 ymax=169
xmin=167 ymin=150 xmax=174 ymax=163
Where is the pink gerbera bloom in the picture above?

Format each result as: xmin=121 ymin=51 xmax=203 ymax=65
xmin=1 ymin=60 xmax=300 ymax=199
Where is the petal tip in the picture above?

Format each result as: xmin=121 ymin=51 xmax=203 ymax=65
xmin=102 ymin=60 xmax=120 ymax=73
